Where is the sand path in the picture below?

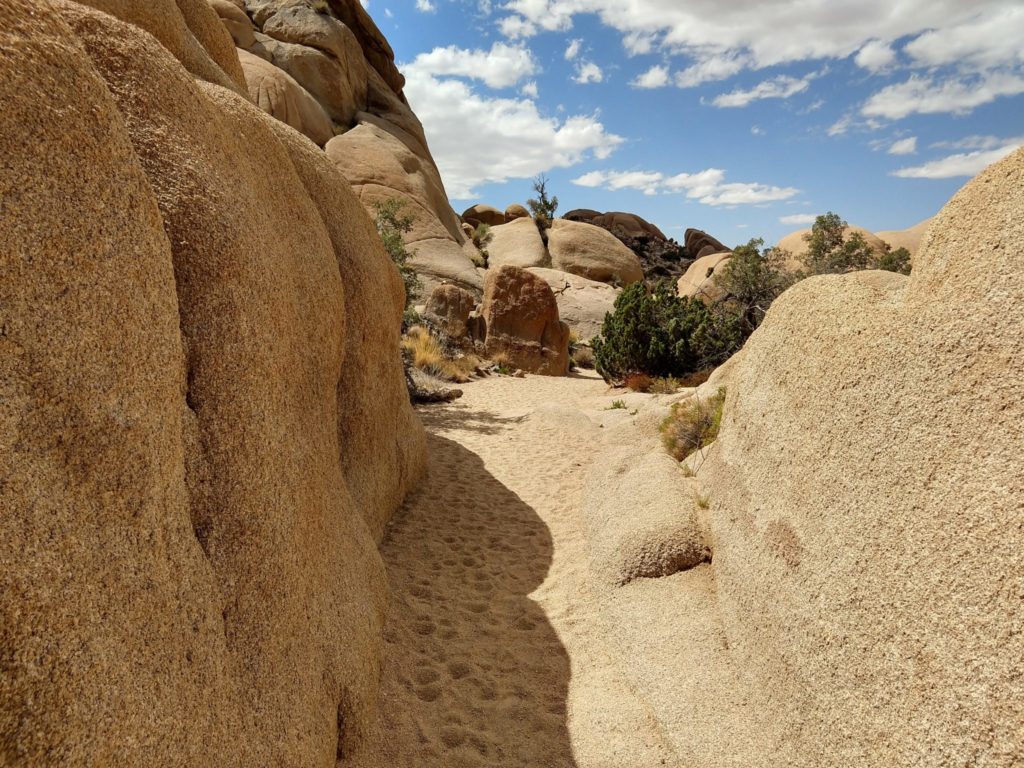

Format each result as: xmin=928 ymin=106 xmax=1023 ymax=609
xmin=351 ymin=371 xmax=681 ymax=767
xmin=350 ymin=370 xmax=769 ymax=767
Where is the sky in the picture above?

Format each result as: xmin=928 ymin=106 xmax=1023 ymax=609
xmin=366 ymin=0 xmax=1024 ymax=247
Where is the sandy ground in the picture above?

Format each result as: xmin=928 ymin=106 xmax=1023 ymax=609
xmin=350 ymin=370 xmax=761 ymax=768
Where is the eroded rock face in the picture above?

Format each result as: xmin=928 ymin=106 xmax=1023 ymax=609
xmin=548 ymin=219 xmax=645 ymax=286
xmin=699 ymin=148 xmax=1024 ymax=765
xmin=237 ymin=47 xmax=333 ymax=144
xmin=528 ymin=267 xmax=619 ymax=341
xmin=684 ymin=228 xmax=728 ymax=260
xmin=425 ymin=284 xmax=477 ymax=339
xmin=0 ymin=3 xmax=424 ymax=767
xmin=876 ymin=217 xmax=933 ymax=261
xmin=505 ymin=203 xmax=530 ymax=221
xmin=481 ymin=266 xmax=570 ymax=376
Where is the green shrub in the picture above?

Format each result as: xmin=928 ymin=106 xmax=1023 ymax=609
xmin=874 ymin=245 xmax=912 ymax=275
xmin=592 ymin=282 xmax=740 ymax=383
xmin=373 ymin=198 xmax=421 ymax=308
xmin=660 ymin=387 xmax=726 ymax=462
xmin=714 ymin=238 xmax=797 ymax=334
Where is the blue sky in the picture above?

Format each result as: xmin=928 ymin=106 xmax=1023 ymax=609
xmin=368 ymin=0 xmax=1023 ymax=246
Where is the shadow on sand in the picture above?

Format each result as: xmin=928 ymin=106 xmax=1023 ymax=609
xmin=362 ymin=430 xmax=577 ymax=767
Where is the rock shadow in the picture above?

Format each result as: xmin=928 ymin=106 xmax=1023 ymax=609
xmin=364 ymin=432 xmax=576 ymax=767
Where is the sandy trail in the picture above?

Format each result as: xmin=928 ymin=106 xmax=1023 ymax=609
xmin=350 ymin=370 xmax=680 ymax=767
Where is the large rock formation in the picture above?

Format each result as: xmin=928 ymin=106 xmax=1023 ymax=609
xmin=481 ymin=266 xmax=571 ymax=376
xmin=548 ymin=219 xmax=645 ymax=286
xmin=219 ymin=0 xmax=476 ymax=293
xmin=697 ymin=148 xmax=1024 ymax=765
xmin=0 ymin=3 xmax=424 ymax=766
xmin=528 ymin=268 xmax=619 ymax=341
xmin=424 ymin=283 xmax=477 ymax=339
xmin=462 ymin=203 xmax=507 ymax=228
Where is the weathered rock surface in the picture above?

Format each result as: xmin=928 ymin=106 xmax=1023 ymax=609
xmin=548 ymin=219 xmax=645 ymax=286
xmin=462 ymin=203 xmax=507 ymax=228
xmin=326 ymin=122 xmax=479 ymax=291
xmin=677 ymin=251 xmax=732 ymax=304
xmin=487 ymin=217 xmax=549 ymax=270
xmin=482 ymin=266 xmax=570 ymax=376
xmin=0 ymin=3 xmax=424 ymax=767
xmin=237 ymin=47 xmax=334 ymax=145
xmin=593 ymin=211 xmax=667 ymax=240
xmin=424 ymin=284 xmax=477 ymax=338
xmin=876 ymin=216 xmax=933 ymax=260
xmin=528 ymin=268 xmax=619 ymax=341
xmin=684 ymin=228 xmax=728 ymax=260
xmin=698 ymin=148 xmax=1024 ymax=765
xmin=207 ymin=0 xmax=256 ymax=47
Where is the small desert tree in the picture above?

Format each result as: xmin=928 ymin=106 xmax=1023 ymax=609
xmin=527 ymin=173 xmax=559 ymax=231
xmin=373 ymin=198 xmax=421 ymax=312
xmin=874 ymin=245 xmax=912 ymax=275
xmin=469 ymin=222 xmax=494 ymax=268
xmin=713 ymin=238 xmax=797 ymax=334
xmin=802 ymin=212 xmax=876 ymax=274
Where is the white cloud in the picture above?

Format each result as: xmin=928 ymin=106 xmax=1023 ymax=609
xmin=414 ymin=0 xmax=435 ymax=11
xmin=904 ymin=5 xmax=1024 ymax=72
xmin=862 ymin=72 xmax=1024 ymax=119
xmin=779 ymin=213 xmax=817 ymax=225
xmin=931 ymin=135 xmax=1012 ymax=151
xmin=855 ymin=40 xmax=896 ymax=72
xmin=403 ymin=70 xmax=623 ymax=199
xmin=622 ymin=31 xmax=657 ymax=56
xmin=712 ymin=74 xmax=813 ymax=108
xmin=572 ymin=168 xmax=799 ymax=206
xmin=408 ymin=43 xmax=537 ymax=89
xmin=384 ymin=7 xmax=393 ymax=17
xmin=499 ymin=0 xmax=1005 ymax=70
xmin=520 ymin=80 xmax=539 ymax=98
xmin=574 ymin=61 xmax=604 ymax=84
xmin=751 ymin=125 xmax=764 ymax=136
xmin=892 ymin=139 xmax=1023 ymax=179
xmin=564 ymin=38 xmax=582 ymax=60
xmin=888 ymin=136 xmax=917 ymax=155
xmin=632 ymin=65 xmax=669 ymax=89
xmin=499 ymin=15 xmax=536 ymax=39
xmin=675 ymin=53 xmax=749 ymax=87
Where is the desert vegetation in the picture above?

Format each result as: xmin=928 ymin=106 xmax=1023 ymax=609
xmin=660 ymin=387 xmax=727 ymax=462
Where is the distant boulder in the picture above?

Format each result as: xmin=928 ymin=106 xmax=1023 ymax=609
xmin=482 ymin=266 xmax=570 ymax=376
xmin=684 ymin=228 xmax=728 ymax=260
xmin=237 ymin=49 xmax=334 ymax=146
xmin=462 ymin=204 xmax=506 ymax=228
xmin=528 ymin=268 xmax=620 ymax=341
xmin=876 ymin=217 xmax=933 ymax=261
xmin=504 ymin=203 xmax=530 ymax=221
xmin=677 ymin=251 xmax=733 ymax=305
xmin=487 ymin=217 xmax=549 ymax=270
xmin=776 ymin=224 xmax=887 ymax=271
xmin=547 ymin=219 xmax=644 ymax=286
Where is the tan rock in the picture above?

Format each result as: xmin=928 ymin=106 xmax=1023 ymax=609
xmin=250 ymin=30 xmax=367 ymax=126
xmin=237 ymin=48 xmax=333 ymax=145
xmin=876 ymin=216 xmax=933 ymax=260
xmin=424 ymin=284 xmax=477 ymax=338
xmin=76 ymin=0 xmax=248 ymax=95
xmin=591 ymin=211 xmax=667 ymax=240
xmin=462 ymin=203 xmax=506 ymax=228
xmin=677 ymin=251 xmax=733 ymax=304
xmin=1 ymin=4 xmax=423 ymax=766
xmin=697 ymin=148 xmax=1024 ymax=765
xmin=684 ymin=228 xmax=728 ymax=260
xmin=482 ymin=266 xmax=570 ymax=376
xmin=207 ymin=0 xmax=256 ymax=48
xmin=327 ymin=121 xmax=476 ymax=289
xmin=323 ymin=0 xmax=405 ymax=94
xmin=504 ymin=203 xmax=531 ymax=221
xmin=528 ymin=267 xmax=619 ymax=341
xmin=548 ymin=218 xmax=644 ymax=286
xmin=487 ymin=217 xmax=549 ymax=270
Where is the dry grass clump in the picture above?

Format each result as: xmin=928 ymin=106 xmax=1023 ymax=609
xmin=660 ymin=387 xmax=726 ymax=462
xmin=623 ymin=373 xmax=683 ymax=394
xmin=571 ymin=345 xmax=595 ymax=370
xmin=402 ymin=325 xmax=480 ymax=383
xmin=623 ymin=372 xmax=652 ymax=392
